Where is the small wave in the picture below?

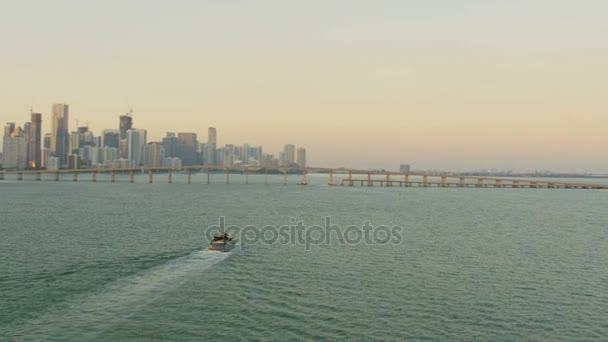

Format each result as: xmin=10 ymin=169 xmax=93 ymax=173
xmin=4 ymin=249 xmax=235 ymax=340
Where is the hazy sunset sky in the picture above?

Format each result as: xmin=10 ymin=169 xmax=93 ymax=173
xmin=1 ymin=0 xmax=607 ymax=172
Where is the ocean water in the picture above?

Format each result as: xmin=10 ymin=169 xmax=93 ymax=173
xmin=1 ymin=174 xmax=608 ymax=341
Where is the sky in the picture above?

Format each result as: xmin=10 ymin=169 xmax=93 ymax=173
xmin=1 ymin=0 xmax=607 ymax=172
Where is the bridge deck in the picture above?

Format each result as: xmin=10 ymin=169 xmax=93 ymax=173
xmin=1 ymin=166 xmax=606 ymax=190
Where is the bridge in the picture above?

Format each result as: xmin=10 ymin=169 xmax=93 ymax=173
xmin=1 ymin=165 xmax=607 ymax=190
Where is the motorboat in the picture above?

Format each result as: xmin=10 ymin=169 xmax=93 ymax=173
xmin=208 ymin=232 xmax=236 ymax=252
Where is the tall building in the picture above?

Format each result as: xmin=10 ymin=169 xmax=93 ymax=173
xmin=284 ymin=144 xmax=296 ymax=166
xmin=296 ymin=147 xmax=307 ymax=167
xmin=3 ymin=123 xmax=15 ymax=166
xmin=177 ymin=132 xmax=198 ymax=166
xmin=250 ymin=146 xmax=263 ymax=163
xmin=28 ymin=113 xmax=42 ymax=169
xmin=70 ymin=131 xmax=81 ymax=154
xmin=142 ymin=142 xmax=165 ymax=167
xmin=119 ymin=114 xmax=133 ymax=140
xmin=206 ymin=127 xmax=217 ymax=165
xmin=103 ymin=146 xmax=119 ymax=166
xmin=3 ymin=126 xmax=27 ymax=169
xmin=162 ymin=133 xmax=178 ymax=158
xmin=399 ymin=164 xmax=411 ymax=173
xmin=43 ymin=133 xmax=52 ymax=168
xmin=127 ymin=128 xmax=147 ymax=166
xmin=23 ymin=122 xmax=31 ymax=164
xmin=102 ymin=130 xmax=120 ymax=149
xmin=51 ymin=103 xmax=69 ymax=167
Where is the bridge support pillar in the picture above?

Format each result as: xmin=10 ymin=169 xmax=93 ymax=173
xmin=129 ymin=171 xmax=134 ymax=183
xmin=347 ymin=171 xmax=353 ymax=186
xmin=207 ymin=168 xmax=210 ymax=184
xmin=17 ymin=172 xmax=23 ymax=181
xmin=149 ymin=170 xmax=153 ymax=184
xmin=73 ymin=172 xmax=78 ymax=182
xmin=512 ymin=181 xmax=519 ymax=188
xmin=111 ymin=171 xmax=116 ymax=183
xmin=404 ymin=174 xmax=409 ymax=187
xmin=386 ymin=173 xmax=391 ymax=187
xmin=300 ymin=171 xmax=307 ymax=185
xmin=495 ymin=180 xmax=502 ymax=188
xmin=36 ymin=172 xmax=41 ymax=181
xmin=423 ymin=175 xmax=428 ymax=187
xmin=367 ymin=173 xmax=372 ymax=187
xmin=0 ymin=172 xmax=4 ymax=180
xmin=92 ymin=172 xmax=97 ymax=182
xmin=168 ymin=169 xmax=173 ymax=184
xmin=458 ymin=177 xmax=464 ymax=187
xmin=477 ymin=179 xmax=483 ymax=188
xmin=328 ymin=171 xmax=335 ymax=186
xmin=188 ymin=169 xmax=192 ymax=184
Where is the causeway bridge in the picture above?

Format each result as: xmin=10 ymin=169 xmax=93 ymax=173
xmin=1 ymin=165 xmax=607 ymax=190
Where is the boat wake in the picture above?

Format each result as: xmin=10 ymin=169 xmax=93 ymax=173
xmin=5 ymin=249 xmax=235 ymax=340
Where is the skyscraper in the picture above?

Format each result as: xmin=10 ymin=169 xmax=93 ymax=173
xmin=102 ymin=130 xmax=120 ymax=149
xmin=162 ymin=133 xmax=178 ymax=158
xmin=28 ymin=113 xmax=42 ymax=169
xmin=296 ymin=147 xmax=307 ymax=167
xmin=119 ymin=114 xmax=133 ymax=140
xmin=142 ymin=142 xmax=165 ymax=167
xmin=3 ymin=123 xmax=15 ymax=166
xmin=23 ymin=122 xmax=31 ymax=165
xmin=3 ymin=126 xmax=27 ymax=169
xmin=284 ymin=144 xmax=296 ymax=166
xmin=206 ymin=127 xmax=217 ymax=165
xmin=51 ymin=103 xmax=69 ymax=167
xmin=177 ymin=132 xmax=198 ymax=166
xmin=119 ymin=114 xmax=133 ymax=159
xmin=127 ymin=128 xmax=147 ymax=166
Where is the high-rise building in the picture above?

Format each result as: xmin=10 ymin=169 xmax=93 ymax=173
xmin=296 ymin=147 xmax=307 ymax=167
xmin=103 ymin=146 xmax=119 ymax=166
xmin=284 ymin=144 xmax=296 ymax=166
xmin=177 ymin=132 xmax=198 ymax=166
xmin=127 ymin=128 xmax=147 ymax=166
xmin=51 ymin=103 xmax=69 ymax=167
xmin=3 ymin=126 xmax=28 ymax=169
xmin=206 ymin=127 xmax=217 ymax=165
xmin=162 ymin=133 xmax=178 ymax=158
xmin=3 ymin=123 xmax=15 ymax=166
xmin=28 ymin=113 xmax=42 ymax=169
xmin=250 ymin=146 xmax=263 ymax=163
xmin=102 ymin=130 xmax=120 ymax=149
xmin=399 ymin=164 xmax=411 ymax=173
xmin=23 ymin=122 xmax=31 ymax=164
xmin=70 ymin=131 xmax=81 ymax=154
xmin=142 ymin=142 xmax=165 ymax=167
xmin=43 ymin=133 xmax=51 ymax=149
xmin=119 ymin=114 xmax=133 ymax=140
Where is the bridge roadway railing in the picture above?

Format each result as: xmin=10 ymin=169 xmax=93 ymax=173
xmin=1 ymin=166 xmax=607 ymax=189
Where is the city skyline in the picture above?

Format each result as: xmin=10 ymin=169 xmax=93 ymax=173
xmin=1 ymin=104 xmax=308 ymax=171
xmin=1 ymin=1 xmax=607 ymax=172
